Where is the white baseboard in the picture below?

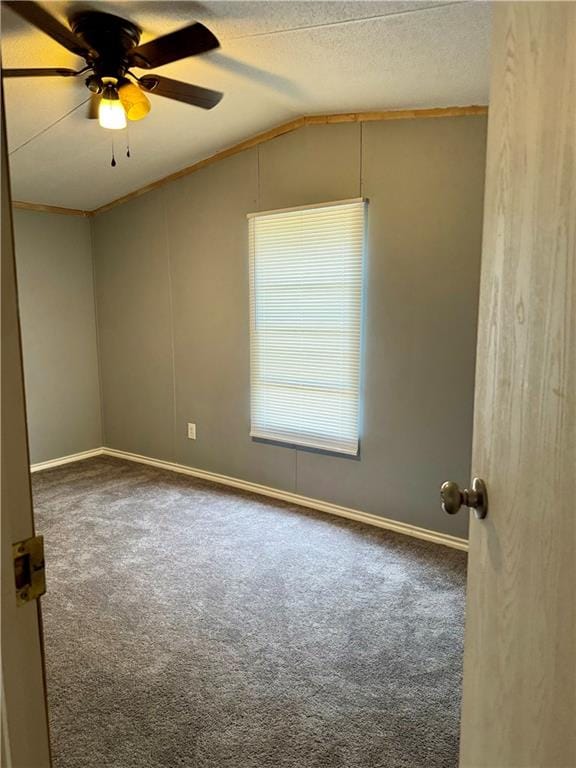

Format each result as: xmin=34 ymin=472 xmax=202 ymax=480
xmin=103 ymin=448 xmax=469 ymax=552
xmin=30 ymin=446 xmax=468 ymax=551
xmin=30 ymin=447 xmax=105 ymax=473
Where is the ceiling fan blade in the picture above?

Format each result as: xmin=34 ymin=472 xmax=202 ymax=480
xmin=139 ymin=75 xmax=222 ymax=110
xmin=128 ymin=23 xmax=219 ymax=69
xmin=87 ymin=93 xmax=100 ymax=119
xmin=2 ymin=67 xmax=80 ymax=78
xmin=3 ymin=1 xmax=91 ymax=58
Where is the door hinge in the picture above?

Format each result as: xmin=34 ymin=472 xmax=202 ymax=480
xmin=13 ymin=535 xmax=46 ymax=606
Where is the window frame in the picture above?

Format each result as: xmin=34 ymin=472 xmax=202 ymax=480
xmin=247 ymin=198 xmax=367 ymax=456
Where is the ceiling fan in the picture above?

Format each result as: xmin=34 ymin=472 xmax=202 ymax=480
xmin=2 ymin=1 xmax=223 ymax=131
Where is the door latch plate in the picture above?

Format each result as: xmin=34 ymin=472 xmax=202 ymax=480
xmin=12 ymin=535 xmax=46 ymax=606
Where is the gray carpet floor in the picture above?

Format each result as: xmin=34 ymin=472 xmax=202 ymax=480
xmin=33 ymin=456 xmax=467 ymax=768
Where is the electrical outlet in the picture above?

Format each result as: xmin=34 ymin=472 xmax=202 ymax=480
xmin=187 ymin=423 xmax=196 ymax=440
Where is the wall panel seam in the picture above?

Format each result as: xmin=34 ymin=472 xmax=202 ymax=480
xmin=89 ymin=216 xmax=106 ymax=448
xmin=163 ymin=190 xmax=179 ymax=464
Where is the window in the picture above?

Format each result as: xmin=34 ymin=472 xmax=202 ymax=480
xmin=248 ymin=199 xmax=366 ymax=455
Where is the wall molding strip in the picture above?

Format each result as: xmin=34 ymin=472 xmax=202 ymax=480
xmin=30 ymin=447 xmax=105 ymax=473
xmin=92 ymin=105 xmax=487 ymax=216
xmin=304 ymin=105 xmax=487 ymax=125
xmin=30 ymin=446 xmax=469 ymax=551
xmin=12 ymin=201 xmax=91 ymax=217
xmin=11 ymin=106 xmax=485 ymax=219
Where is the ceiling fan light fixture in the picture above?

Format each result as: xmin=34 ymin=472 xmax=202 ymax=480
xmin=118 ymin=81 xmax=151 ymax=121
xmin=98 ymin=84 xmax=127 ymax=130
xmin=4 ymin=3 xmax=224 ymax=147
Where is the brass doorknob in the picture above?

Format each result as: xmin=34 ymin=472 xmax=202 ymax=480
xmin=440 ymin=478 xmax=488 ymax=519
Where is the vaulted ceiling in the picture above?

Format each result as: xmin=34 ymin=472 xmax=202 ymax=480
xmin=2 ymin=1 xmax=491 ymax=210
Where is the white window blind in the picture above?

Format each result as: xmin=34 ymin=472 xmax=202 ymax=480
xmin=248 ymin=199 xmax=366 ymax=455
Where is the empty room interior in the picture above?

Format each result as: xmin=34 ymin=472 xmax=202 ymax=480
xmin=2 ymin=2 xmax=574 ymax=768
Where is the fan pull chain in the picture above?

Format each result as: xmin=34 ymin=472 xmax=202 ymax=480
xmin=126 ymin=125 xmax=131 ymax=159
xmin=111 ymin=135 xmax=117 ymax=168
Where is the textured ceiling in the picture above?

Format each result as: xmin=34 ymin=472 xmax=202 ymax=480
xmin=1 ymin=1 xmax=491 ymax=210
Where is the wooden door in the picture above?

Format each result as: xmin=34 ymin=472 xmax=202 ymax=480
xmin=460 ymin=3 xmax=575 ymax=766
xmin=1 ymin=81 xmax=51 ymax=767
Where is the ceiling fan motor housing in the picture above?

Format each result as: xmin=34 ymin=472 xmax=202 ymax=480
xmin=71 ymin=11 xmax=141 ymax=84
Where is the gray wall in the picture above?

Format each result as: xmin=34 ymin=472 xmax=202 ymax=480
xmin=93 ymin=116 xmax=487 ymax=538
xmin=13 ymin=210 xmax=102 ymax=464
